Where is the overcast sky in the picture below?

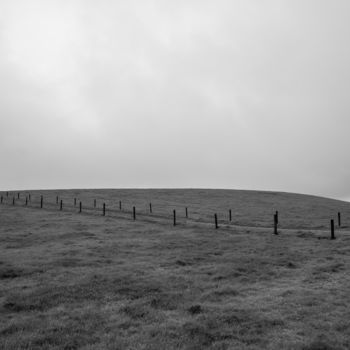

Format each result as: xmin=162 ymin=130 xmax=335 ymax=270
xmin=1 ymin=0 xmax=349 ymax=200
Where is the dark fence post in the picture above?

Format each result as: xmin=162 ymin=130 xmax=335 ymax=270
xmin=338 ymin=212 xmax=341 ymax=227
xmin=79 ymin=201 xmax=82 ymax=213
xmin=186 ymin=207 xmax=188 ymax=218
xmin=17 ymin=192 xmax=20 ymax=199
xmin=275 ymin=211 xmax=279 ymax=225
xmin=229 ymin=209 xmax=232 ymax=222
xmin=119 ymin=201 xmax=122 ymax=210
xmin=331 ymin=219 xmax=335 ymax=239
xmin=274 ymin=214 xmax=278 ymax=235
xmin=25 ymin=197 xmax=28 ymax=206
xmin=60 ymin=200 xmax=63 ymax=211
xmin=29 ymin=194 xmax=31 ymax=201
xmin=215 ymin=214 xmax=218 ymax=229
xmin=1 ymin=196 xmax=3 ymax=204
xmin=40 ymin=196 xmax=43 ymax=209
xmin=149 ymin=203 xmax=152 ymax=213
xmin=173 ymin=210 xmax=176 ymax=226
xmin=12 ymin=197 xmax=15 ymax=206
xmin=103 ymin=203 xmax=105 ymax=216
xmin=133 ymin=206 xmax=136 ymax=220
xmin=94 ymin=199 xmax=96 ymax=208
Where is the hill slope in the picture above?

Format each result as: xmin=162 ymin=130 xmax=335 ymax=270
xmin=0 ymin=189 xmax=350 ymax=349
xmin=3 ymin=188 xmax=350 ymax=230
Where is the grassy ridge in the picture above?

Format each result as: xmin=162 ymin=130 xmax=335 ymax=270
xmin=0 ymin=189 xmax=350 ymax=349
xmin=3 ymin=188 xmax=350 ymax=229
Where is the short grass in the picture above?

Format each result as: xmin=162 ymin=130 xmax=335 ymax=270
xmin=0 ymin=189 xmax=350 ymax=349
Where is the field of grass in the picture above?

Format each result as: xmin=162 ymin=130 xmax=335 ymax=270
xmin=0 ymin=189 xmax=350 ymax=349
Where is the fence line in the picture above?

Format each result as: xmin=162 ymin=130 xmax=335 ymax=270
xmin=0 ymin=191 xmax=345 ymax=236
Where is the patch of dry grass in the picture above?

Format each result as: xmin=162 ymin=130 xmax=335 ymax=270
xmin=0 ymin=189 xmax=350 ymax=349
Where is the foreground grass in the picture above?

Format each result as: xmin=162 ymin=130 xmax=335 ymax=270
xmin=0 ymin=189 xmax=350 ymax=349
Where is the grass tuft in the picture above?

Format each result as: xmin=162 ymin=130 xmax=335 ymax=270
xmin=188 ymin=305 xmax=202 ymax=315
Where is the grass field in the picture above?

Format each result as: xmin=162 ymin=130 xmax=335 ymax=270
xmin=0 ymin=189 xmax=350 ymax=349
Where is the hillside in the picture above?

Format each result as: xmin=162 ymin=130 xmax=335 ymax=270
xmin=0 ymin=189 xmax=350 ymax=349
xmin=3 ymin=188 xmax=350 ymax=230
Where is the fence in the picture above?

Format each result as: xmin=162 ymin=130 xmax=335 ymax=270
xmin=0 ymin=190 xmax=346 ymax=239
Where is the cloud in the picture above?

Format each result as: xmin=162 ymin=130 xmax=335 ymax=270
xmin=0 ymin=0 xmax=350 ymax=198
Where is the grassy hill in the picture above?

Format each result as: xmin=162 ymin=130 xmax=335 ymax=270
xmin=0 ymin=189 xmax=350 ymax=349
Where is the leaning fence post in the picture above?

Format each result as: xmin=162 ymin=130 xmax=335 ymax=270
xmin=331 ymin=219 xmax=335 ymax=239
xmin=173 ymin=210 xmax=176 ymax=226
xmin=60 ymin=200 xmax=63 ymax=211
xmin=103 ymin=203 xmax=106 ymax=216
xmin=274 ymin=214 xmax=278 ymax=235
xmin=215 ymin=214 xmax=218 ymax=229
xmin=133 ymin=206 xmax=136 ymax=220
xmin=338 ymin=212 xmax=341 ymax=227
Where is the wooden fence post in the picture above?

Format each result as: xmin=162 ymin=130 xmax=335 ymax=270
xmin=133 ymin=206 xmax=136 ymax=220
xmin=229 ymin=209 xmax=232 ymax=222
xmin=29 ymin=194 xmax=31 ymax=201
xmin=40 ymin=196 xmax=43 ymax=209
xmin=149 ymin=203 xmax=152 ymax=213
xmin=331 ymin=219 xmax=335 ymax=239
xmin=74 ymin=198 xmax=77 ymax=206
xmin=94 ymin=199 xmax=96 ymax=208
xmin=119 ymin=201 xmax=122 ymax=210
xmin=338 ymin=212 xmax=341 ymax=227
xmin=12 ymin=197 xmax=15 ymax=206
xmin=274 ymin=214 xmax=278 ymax=235
xmin=17 ymin=193 xmax=20 ymax=199
xmin=215 ymin=214 xmax=218 ymax=229
xmin=103 ymin=203 xmax=106 ymax=216
xmin=25 ymin=197 xmax=28 ymax=206
xmin=60 ymin=200 xmax=63 ymax=211
xmin=173 ymin=210 xmax=176 ymax=226
xmin=275 ymin=211 xmax=279 ymax=225
xmin=186 ymin=207 xmax=188 ymax=218
xmin=0 ymin=196 xmax=3 ymax=204
xmin=79 ymin=201 xmax=82 ymax=213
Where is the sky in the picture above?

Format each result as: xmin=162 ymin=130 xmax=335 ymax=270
xmin=0 ymin=0 xmax=350 ymax=200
